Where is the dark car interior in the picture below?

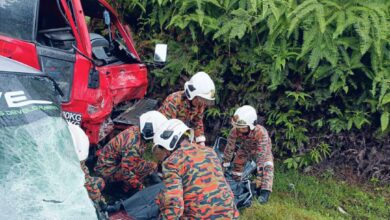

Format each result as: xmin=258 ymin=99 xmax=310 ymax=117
xmin=37 ymin=0 xmax=138 ymax=66
xmin=37 ymin=0 xmax=75 ymax=51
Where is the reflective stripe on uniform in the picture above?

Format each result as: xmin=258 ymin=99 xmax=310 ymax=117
xmin=232 ymin=171 xmax=243 ymax=176
xmin=223 ymin=162 xmax=231 ymax=168
xmin=264 ymin=161 xmax=274 ymax=167
xmin=195 ymin=135 xmax=206 ymax=143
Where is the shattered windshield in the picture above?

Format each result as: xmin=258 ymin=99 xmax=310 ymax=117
xmin=0 ymin=73 xmax=96 ymax=219
xmin=0 ymin=117 xmax=96 ymax=219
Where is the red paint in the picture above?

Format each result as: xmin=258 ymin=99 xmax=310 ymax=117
xmin=0 ymin=35 xmax=40 ymax=69
xmin=0 ymin=0 xmax=148 ymax=145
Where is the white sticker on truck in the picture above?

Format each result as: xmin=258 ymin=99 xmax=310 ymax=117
xmin=63 ymin=111 xmax=82 ymax=125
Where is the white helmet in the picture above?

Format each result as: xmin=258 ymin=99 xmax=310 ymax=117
xmin=153 ymin=119 xmax=194 ymax=151
xmin=140 ymin=110 xmax=168 ymax=140
xmin=232 ymin=105 xmax=257 ymax=130
xmin=184 ymin=71 xmax=216 ymax=101
xmin=68 ymin=122 xmax=90 ymax=161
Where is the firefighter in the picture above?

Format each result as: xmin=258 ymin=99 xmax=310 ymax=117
xmin=68 ymin=122 xmax=106 ymax=208
xmin=222 ymin=105 xmax=274 ymax=204
xmin=94 ymin=111 xmax=167 ymax=192
xmin=158 ymin=71 xmax=215 ymax=146
xmin=152 ymin=119 xmax=239 ymax=219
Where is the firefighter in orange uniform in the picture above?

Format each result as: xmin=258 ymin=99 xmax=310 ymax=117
xmin=152 ymin=119 xmax=239 ymax=219
xmin=223 ymin=105 xmax=274 ymax=204
xmin=159 ymin=71 xmax=215 ymax=146
xmin=94 ymin=111 xmax=167 ymax=192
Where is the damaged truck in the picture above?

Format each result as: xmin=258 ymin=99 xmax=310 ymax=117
xmin=0 ymin=0 xmax=166 ymax=147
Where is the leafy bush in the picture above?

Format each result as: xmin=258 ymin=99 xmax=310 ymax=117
xmin=113 ymin=0 xmax=390 ymax=179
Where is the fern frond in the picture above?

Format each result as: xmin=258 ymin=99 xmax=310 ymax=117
xmin=344 ymin=6 xmax=360 ymax=28
xmin=308 ymin=45 xmax=323 ymax=70
xmin=312 ymin=65 xmax=333 ymax=81
xmin=213 ymin=20 xmax=232 ymax=40
xmin=321 ymin=0 xmax=341 ymax=10
xmin=353 ymin=12 xmax=372 ymax=54
xmin=299 ymin=27 xmax=318 ymax=58
xmin=288 ymin=0 xmax=317 ymax=19
xmin=269 ymin=0 xmax=281 ymax=21
xmin=249 ymin=0 xmax=257 ymax=13
xmin=203 ymin=0 xmax=223 ymax=9
xmin=261 ymin=0 xmax=270 ymax=19
xmin=339 ymin=47 xmax=351 ymax=68
xmin=315 ymin=4 xmax=326 ymax=33
xmin=195 ymin=9 xmax=205 ymax=27
xmin=325 ymin=10 xmax=339 ymax=26
xmin=332 ymin=11 xmax=346 ymax=39
xmin=202 ymin=16 xmax=219 ymax=35
xmin=229 ymin=19 xmax=247 ymax=39
xmin=266 ymin=13 xmax=277 ymax=34
xmin=178 ymin=1 xmax=196 ymax=14
xmin=167 ymin=15 xmax=185 ymax=29
xmin=288 ymin=3 xmax=318 ymax=36
xmin=322 ymin=33 xmax=338 ymax=67
xmin=368 ymin=11 xmax=382 ymax=56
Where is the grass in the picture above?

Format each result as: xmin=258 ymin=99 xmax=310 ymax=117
xmin=240 ymin=166 xmax=390 ymax=220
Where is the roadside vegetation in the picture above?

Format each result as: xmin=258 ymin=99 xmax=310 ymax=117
xmin=242 ymin=165 xmax=390 ymax=219
xmin=111 ymin=1 xmax=390 ymax=218
xmin=115 ymin=0 xmax=390 ymax=184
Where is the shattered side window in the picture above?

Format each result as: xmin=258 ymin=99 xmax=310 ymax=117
xmin=38 ymin=53 xmax=74 ymax=103
xmin=0 ymin=0 xmax=38 ymax=41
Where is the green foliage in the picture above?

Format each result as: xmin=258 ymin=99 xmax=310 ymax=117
xmin=241 ymin=166 xmax=390 ymax=219
xmin=283 ymin=142 xmax=331 ymax=169
xmin=205 ymin=107 xmax=222 ymax=119
xmin=268 ymin=109 xmax=309 ymax=155
xmin=115 ymin=0 xmax=390 ymax=170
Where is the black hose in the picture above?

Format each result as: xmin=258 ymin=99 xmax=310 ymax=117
xmin=56 ymin=0 xmax=70 ymax=26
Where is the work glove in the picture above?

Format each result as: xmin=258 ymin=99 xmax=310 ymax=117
xmin=232 ymin=174 xmax=242 ymax=181
xmin=95 ymin=202 xmax=109 ymax=220
xmin=222 ymin=162 xmax=231 ymax=172
xmin=95 ymin=200 xmax=106 ymax=212
xmin=256 ymin=189 xmax=271 ymax=204
xmin=195 ymin=136 xmax=206 ymax=145
xmin=101 ymin=200 xmax=122 ymax=213
xmin=147 ymin=172 xmax=162 ymax=184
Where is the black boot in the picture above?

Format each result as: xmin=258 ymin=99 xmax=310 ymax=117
xmin=101 ymin=200 xmax=122 ymax=213
xmin=257 ymin=189 xmax=271 ymax=204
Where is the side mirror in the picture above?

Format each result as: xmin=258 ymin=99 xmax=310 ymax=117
xmin=103 ymin=10 xmax=111 ymax=26
xmin=154 ymin=44 xmax=167 ymax=63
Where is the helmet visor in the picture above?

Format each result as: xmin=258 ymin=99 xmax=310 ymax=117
xmin=231 ymin=116 xmax=249 ymax=128
xmin=142 ymin=122 xmax=154 ymax=140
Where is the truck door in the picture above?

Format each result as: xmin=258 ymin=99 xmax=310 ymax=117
xmin=35 ymin=0 xmax=77 ymax=103
xmin=80 ymin=0 xmax=148 ymax=106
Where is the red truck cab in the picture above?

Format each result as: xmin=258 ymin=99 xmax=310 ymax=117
xmin=0 ymin=0 xmax=166 ymax=145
